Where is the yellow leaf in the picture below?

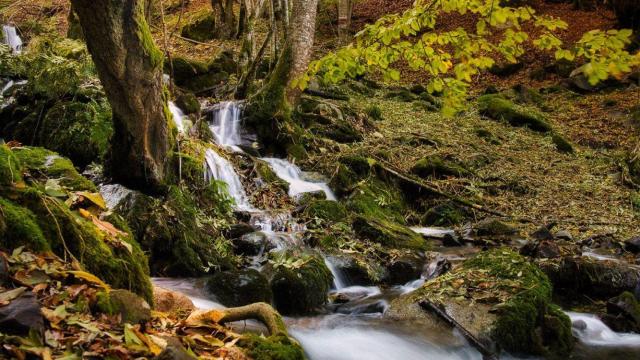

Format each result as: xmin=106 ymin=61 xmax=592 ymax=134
xmin=78 ymin=208 xmax=91 ymax=219
xmin=77 ymin=192 xmax=107 ymax=210
xmin=66 ymin=270 xmax=110 ymax=291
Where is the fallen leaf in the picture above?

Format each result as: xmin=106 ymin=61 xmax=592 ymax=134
xmin=0 ymin=287 xmax=26 ymax=304
xmin=76 ymin=192 xmax=107 ymax=210
xmin=45 ymin=179 xmax=66 ymax=198
xmin=66 ymin=271 xmax=110 ymax=291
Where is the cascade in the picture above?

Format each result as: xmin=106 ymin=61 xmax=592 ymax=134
xmin=566 ymin=312 xmax=640 ymax=347
xmin=204 ymin=149 xmax=254 ymax=211
xmin=2 ymin=25 xmax=23 ymax=53
xmin=168 ymin=101 xmax=186 ymax=133
xmin=324 ymin=256 xmax=349 ymax=290
xmin=209 ymin=101 xmax=246 ymax=152
xmin=260 ymin=157 xmax=337 ymax=201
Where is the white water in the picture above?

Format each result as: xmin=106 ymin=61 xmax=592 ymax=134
xmin=324 ymin=256 xmax=348 ymax=290
xmin=261 ymin=157 xmax=337 ymax=201
xmin=209 ymin=101 xmax=245 ymax=152
xmin=568 ymin=312 xmax=640 ymax=347
xmin=411 ymin=227 xmax=456 ymax=238
xmin=152 ymin=278 xmax=225 ymax=310
xmin=2 ymin=25 xmax=23 ymax=53
xmin=204 ymin=149 xmax=254 ymax=211
xmin=168 ymin=101 xmax=186 ymax=133
xmin=99 ymin=184 xmax=133 ymax=209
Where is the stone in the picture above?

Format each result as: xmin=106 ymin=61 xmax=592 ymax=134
xmin=233 ymin=232 xmax=276 ymax=257
xmin=383 ymin=255 xmax=424 ymax=285
xmin=0 ymin=292 xmax=44 ymax=337
xmin=153 ymin=287 xmax=195 ymax=316
xmin=352 ymin=216 xmax=427 ymax=250
xmin=155 ymin=337 xmax=198 ymax=360
xmin=625 ymin=236 xmax=640 ymax=253
xmin=605 ymin=291 xmax=640 ymax=333
xmin=536 ymin=240 xmax=561 ymax=259
xmin=97 ymin=289 xmax=152 ymax=324
xmin=555 ymin=230 xmax=573 ymax=241
xmin=531 ymin=225 xmax=554 ymax=241
xmin=225 ymin=223 xmax=256 ymax=240
xmin=475 ymin=218 xmax=519 ymax=237
xmin=207 ymin=269 xmax=272 ymax=307
xmin=325 ymin=255 xmax=374 ymax=286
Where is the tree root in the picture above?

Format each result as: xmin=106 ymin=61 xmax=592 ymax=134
xmin=186 ymin=302 xmax=288 ymax=336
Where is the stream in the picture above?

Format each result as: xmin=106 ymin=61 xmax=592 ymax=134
xmin=148 ymin=101 xmax=640 ymax=359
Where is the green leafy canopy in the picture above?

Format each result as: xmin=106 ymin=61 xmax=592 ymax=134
xmin=297 ymin=0 xmax=640 ymax=115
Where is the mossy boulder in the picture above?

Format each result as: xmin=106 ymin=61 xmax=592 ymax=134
xmin=239 ymin=334 xmax=305 ymax=360
xmin=96 ymin=289 xmax=151 ymax=324
xmin=478 ymin=94 xmax=552 ymax=133
xmin=0 ymin=144 xmax=22 ymax=185
xmin=181 ymin=12 xmax=216 ymax=42
xmin=270 ymin=252 xmax=333 ymax=315
xmin=166 ymin=56 xmax=228 ymax=93
xmin=352 ymin=216 xmax=427 ymax=250
xmin=551 ymin=133 xmax=574 ymax=153
xmin=12 ymin=147 xmax=96 ymax=191
xmin=0 ymin=197 xmax=48 ymax=251
xmin=329 ymin=164 xmax=358 ymax=196
xmin=604 ymin=291 xmax=640 ymax=333
xmin=175 ymin=92 xmax=200 ymax=115
xmin=411 ymin=155 xmax=471 ymax=179
xmin=311 ymin=120 xmax=363 ymax=143
xmin=303 ymin=200 xmax=347 ymax=222
xmin=422 ymin=201 xmax=469 ymax=226
xmin=346 ymin=179 xmax=408 ymax=224
xmin=366 ymin=105 xmax=383 ymax=121
xmin=206 ymin=269 xmax=272 ymax=307
xmin=388 ymin=249 xmax=573 ymax=357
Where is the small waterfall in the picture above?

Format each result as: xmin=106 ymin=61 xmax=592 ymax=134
xmin=204 ymin=149 xmax=254 ymax=211
xmin=261 ymin=158 xmax=336 ymax=201
xmin=324 ymin=256 xmax=349 ymax=290
xmin=2 ymin=25 xmax=23 ymax=53
xmin=168 ymin=101 xmax=186 ymax=133
xmin=567 ymin=312 xmax=640 ymax=347
xmin=210 ymin=101 xmax=245 ymax=152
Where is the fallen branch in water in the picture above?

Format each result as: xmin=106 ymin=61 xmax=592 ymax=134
xmin=419 ymin=300 xmax=498 ymax=360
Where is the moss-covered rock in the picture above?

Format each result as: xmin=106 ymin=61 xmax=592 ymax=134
xmin=329 ymin=164 xmax=358 ymax=196
xmin=0 ymin=144 xmax=22 ymax=185
xmin=175 ymin=92 xmax=201 ymax=115
xmin=411 ymin=155 xmax=471 ymax=179
xmin=388 ymin=249 xmax=573 ymax=357
xmin=166 ymin=56 xmax=228 ymax=93
xmin=239 ymin=334 xmax=305 ymax=360
xmin=181 ymin=12 xmax=216 ymax=42
xmin=346 ymin=179 xmax=408 ymax=224
xmin=303 ymin=200 xmax=347 ymax=222
xmin=0 ymin=197 xmax=48 ymax=251
xmin=352 ymin=216 xmax=426 ymax=250
xmin=422 ymin=201 xmax=469 ymax=226
xmin=207 ymin=269 xmax=272 ymax=307
xmin=270 ymin=252 xmax=333 ymax=315
xmin=551 ymin=133 xmax=574 ymax=154
xmin=96 ymin=289 xmax=151 ymax=324
xmin=12 ymin=147 xmax=96 ymax=191
xmin=478 ymin=94 xmax=552 ymax=133
xmin=366 ymin=105 xmax=383 ymax=121
xmin=310 ymin=120 xmax=363 ymax=143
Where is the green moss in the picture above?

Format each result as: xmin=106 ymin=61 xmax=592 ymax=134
xmin=240 ymin=334 xmax=305 ymax=360
xmin=366 ymin=105 xmax=383 ymax=121
xmin=207 ymin=269 xmax=272 ymax=307
xmin=270 ymin=252 xmax=333 ymax=315
xmin=474 ymin=128 xmax=501 ymax=145
xmin=175 ymin=92 xmax=200 ymax=115
xmin=346 ymin=179 xmax=408 ymax=224
xmin=303 ymin=200 xmax=347 ymax=222
xmin=181 ymin=12 xmax=216 ymax=42
xmin=135 ymin=4 xmax=164 ymax=69
xmin=12 ymin=147 xmax=96 ymax=191
xmin=339 ymin=154 xmax=372 ymax=177
xmin=385 ymin=89 xmax=417 ymax=102
xmin=423 ymin=202 xmax=468 ymax=226
xmin=411 ymin=155 xmax=471 ymax=179
xmin=167 ymin=56 xmax=209 ymax=82
xmin=0 ymin=197 xmax=48 ymax=251
xmin=551 ymin=133 xmax=574 ymax=154
xmin=286 ymin=143 xmax=308 ymax=161
xmin=311 ymin=120 xmax=363 ymax=143
xmin=0 ymin=144 xmax=22 ymax=185
xmin=478 ymin=94 xmax=552 ymax=133
xmin=329 ymin=164 xmax=358 ymax=196
xmin=352 ymin=215 xmax=426 ymax=250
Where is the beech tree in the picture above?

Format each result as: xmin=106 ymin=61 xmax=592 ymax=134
xmin=71 ymin=0 xmax=171 ymax=192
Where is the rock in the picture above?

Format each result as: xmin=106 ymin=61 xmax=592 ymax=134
xmin=424 ymin=253 xmax=452 ymax=279
xmin=336 ymin=299 xmax=387 ymax=315
xmin=270 ymin=252 xmax=332 ymax=315
xmin=233 ymin=232 xmax=277 ymax=257
xmin=411 ymin=155 xmax=471 ymax=179
xmin=625 ymin=236 xmax=640 ymax=253
xmin=536 ymin=240 xmax=561 ymax=259
xmin=475 ymin=218 xmax=519 ymax=237
xmin=552 ymin=133 xmax=574 ymax=154
xmin=296 ymin=191 xmax=326 ymax=205
xmin=531 ymin=225 xmax=555 ymax=241
xmin=0 ymin=292 xmax=44 ymax=337
xmin=604 ymin=291 xmax=640 ymax=333
xmin=180 ymin=12 xmax=215 ymax=42
xmin=155 ymin=337 xmax=197 ymax=360
xmin=383 ymin=255 xmax=424 ymax=285
xmin=422 ymin=202 xmax=469 ymax=226
xmin=303 ymin=200 xmax=347 ymax=222
xmin=387 ymin=249 xmax=573 ymax=357
xmin=0 ymin=256 xmax=8 ymax=286
xmin=352 ymin=216 xmax=427 ymax=250
xmin=225 ymin=223 xmax=256 ymax=240
xmin=207 ymin=269 xmax=272 ymax=307
xmin=555 ymin=230 xmax=573 ymax=241
xmin=488 ymin=62 xmax=523 ymax=77
xmin=153 ymin=287 xmax=195 ymax=316
xmin=538 ymin=255 xmax=640 ymax=299
xmin=97 ymin=289 xmax=152 ymax=324
xmin=385 ymin=89 xmax=417 ymax=102
xmin=478 ymin=94 xmax=552 ymax=133
xmin=175 ymin=92 xmax=200 ymax=115
xmin=442 ymin=233 xmax=464 ymax=247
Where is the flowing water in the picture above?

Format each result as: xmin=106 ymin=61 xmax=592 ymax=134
xmin=204 ymin=148 xmax=254 ymax=211
xmin=168 ymin=101 xmax=186 ymax=133
xmin=260 ymin=158 xmax=337 ymax=201
xmin=2 ymin=25 xmax=23 ymax=53
xmin=209 ymin=101 xmax=246 ymax=152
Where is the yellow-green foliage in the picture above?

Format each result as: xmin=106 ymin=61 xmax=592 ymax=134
xmin=300 ymin=0 xmax=640 ymax=115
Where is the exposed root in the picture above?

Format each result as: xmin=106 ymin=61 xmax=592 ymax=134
xmin=186 ymin=302 xmax=288 ymax=336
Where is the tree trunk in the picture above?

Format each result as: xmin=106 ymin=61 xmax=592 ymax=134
xmin=337 ymin=0 xmax=352 ymax=41
xmin=212 ymin=0 xmax=237 ymax=39
xmin=67 ymin=4 xmax=84 ymax=40
xmin=71 ymin=0 xmax=170 ymax=192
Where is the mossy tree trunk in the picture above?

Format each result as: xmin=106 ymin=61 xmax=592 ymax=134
xmin=67 ymin=4 xmax=84 ymax=40
xmin=71 ymin=0 xmax=171 ymax=192
xmin=212 ymin=0 xmax=237 ymax=39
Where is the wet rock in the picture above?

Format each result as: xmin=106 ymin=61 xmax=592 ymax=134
xmin=475 ymin=218 xmax=519 ymax=237
xmin=336 ymin=298 xmax=387 ymax=315
xmin=325 ymin=255 xmax=373 ymax=286
xmin=383 ymin=255 xmax=424 ymax=285
xmin=0 ymin=255 xmax=9 ymax=286
xmin=233 ymin=232 xmax=277 ymax=256
xmin=207 ymin=269 xmax=272 ymax=307
xmin=625 ymin=236 xmax=640 ymax=253
xmin=555 ymin=230 xmax=573 ymax=241
xmin=522 ymin=240 xmax=562 ymax=259
xmin=538 ymin=255 xmax=640 ymax=299
xmin=270 ymin=252 xmax=332 ymax=315
xmin=175 ymin=92 xmax=200 ymax=115
xmin=604 ymin=291 xmax=640 ymax=333
xmin=531 ymin=225 xmax=555 ymax=241
xmin=424 ymin=253 xmax=451 ymax=279
xmin=352 ymin=216 xmax=427 ymax=250
xmin=225 ymin=223 xmax=256 ymax=240
xmin=96 ymin=289 xmax=152 ymax=324
xmin=442 ymin=233 xmax=464 ymax=247
xmin=296 ymin=191 xmax=326 ymax=205
xmin=153 ymin=287 xmax=195 ymax=316
xmin=0 ymin=292 xmax=44 ymax=336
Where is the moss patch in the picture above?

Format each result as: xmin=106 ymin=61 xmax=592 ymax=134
xmin=12 ymin=147 xmax=96 ymax=191
xmin=478 ymin=94 xmax=552 ymax=133
xmin=0 ymin=197 xmax=48 ymax=251
xmin=411 ymin=155 xmax=471 ymax=179
xmin=181 ymin=12 xmax=216 ymax=42
xmin=352 ymin=215 xmax=426 ymax=250
xmin=303 ymin=200 xmax=347 ymax=222
xmin=239 ymin=334 xmax=305 ymax=360
xmin=0 ymin=144 xmax=22 ymax=185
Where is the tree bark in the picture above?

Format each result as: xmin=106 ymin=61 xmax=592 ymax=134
xmin=71 ymin=0 xmax=170 ymax=192
xmin=337 ymin=0 xmax=352 ymax=41
xmin=212 ymin=0 xmax=237 ymax=39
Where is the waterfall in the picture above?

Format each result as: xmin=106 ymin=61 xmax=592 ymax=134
xmin=261 ymin=158 xmax=337 ymax=201
xmin=2 ymin=25 xmax=23 ymax=53
xmin=324 ymin=256 xmax=349 ymax=290
xmin=567 ymin=312 xmax=640 ymax=347
xmin=209 ymin=101 xmax=245 ymax=152
xmin=204 ymin=149 xmax=254 ymax=211
xmin=168 ymin=101 xmax=186 ymax=133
